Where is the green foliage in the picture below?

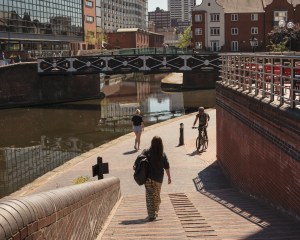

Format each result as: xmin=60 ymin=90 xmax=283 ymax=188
xmin=176 ymin=26 xmax=192 ymax=49
xmin=85 ymin=31 xmax=95 ymax=45
xmin=96 ymin=27 xmax=108 ymax=47
xmin=267 ymin=23 xmax=300 ymax=51
xmin=267 ymin=37 xmax=289 ymax=52
xmin=73 ymin=176 xmax=91 ymax=184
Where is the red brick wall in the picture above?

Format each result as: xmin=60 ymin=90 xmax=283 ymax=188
xmin=224 ymin=13 xmax=265 ymax=52
xmin=107 ymin=31 xmax=150 ymax=49
xmin=0 ymin=177 xmax=121 ymax=239
xmin=216 ymin=83 xmax=300 ymax=218
xmin=191 ymin=11 xmax=206 ymax=49
xmin=0 ymin=63 xmax=100 ymax=108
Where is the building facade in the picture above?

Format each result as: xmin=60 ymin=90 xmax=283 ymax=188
xmin=0 ymin=0 xmax=83 ymax=53
xmin=192 ymin=0 xmax=224 ymax=51
xmin=95 ymin=0 xmax=148 ymax=33
xmin=107 ymin=28 xmax=149 ymax=49
xmin=168 ymin=0 xmax=196 ymax=28
xmin=148 ymin=8 xmax=171 ymax=31
xmin=192 ymin=0 xmax=300 ymax=52
xmin=83 ymin=0 xmax=97 ymax=50
xmin=106 ymin=28 xmax=163 ymax=48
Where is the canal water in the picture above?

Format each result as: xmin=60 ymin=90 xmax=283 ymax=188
xmin=0 ymin=73 xmax=215 ymax=197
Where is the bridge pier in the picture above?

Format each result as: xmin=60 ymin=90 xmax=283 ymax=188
xmin=182 ymin=70 xmax=219 ymax=89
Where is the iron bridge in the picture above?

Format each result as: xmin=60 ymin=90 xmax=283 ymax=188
xmin=37 ymin=53 xmax=220 ymax=75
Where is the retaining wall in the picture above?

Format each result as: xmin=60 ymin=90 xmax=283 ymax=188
xmin=0 ymin=63 xmax=101 ymax=108
xmin=216 ymin=82 xmax=300 ymax=218
xmin=0 ymin=177 xmax=121 ymax=240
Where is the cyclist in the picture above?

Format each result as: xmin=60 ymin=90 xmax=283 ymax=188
xmin=192 ymin=107 xmax=209 ymax=138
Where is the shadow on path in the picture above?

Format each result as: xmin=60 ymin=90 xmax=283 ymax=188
xmin=123 ymin=150 xmax=138 ymax=155
xmin=193 ymin=161 xmax=300 ymax=239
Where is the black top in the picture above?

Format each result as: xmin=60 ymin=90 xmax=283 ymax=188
xmin=143 ymin=149 xmax=170 ymax=183
xmin=131 ymin=115 xmax=143 ymax=126
xmin=196 ymin=112 xmax=208 ymax=126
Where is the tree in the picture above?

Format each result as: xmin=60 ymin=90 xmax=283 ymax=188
xmin=176 ymin=26 xmax=192 ymax=49
xmin=267 ymin=23 xmax=300 ymax=51
xmin=85 ymin=30 xmax=95 ymax=46
xmin=95 ymin=27 xmax=108 ymax=49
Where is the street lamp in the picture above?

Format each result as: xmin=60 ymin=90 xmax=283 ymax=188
xmin=278 ymin=20 xmax=294 ymax=51
xmin=249 ymin=35 xmax=258 ymax=52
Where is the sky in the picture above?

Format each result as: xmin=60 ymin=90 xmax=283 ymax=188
xmin=148 ymin=0 xmax=202 ymax=12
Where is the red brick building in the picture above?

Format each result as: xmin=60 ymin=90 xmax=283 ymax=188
xmin=82 ymin=0 xmax=97 ymax=50
xmin=107 ymin=28 xmax=163 ymax=49
xmin=192 ymin=0 xmax=300 ymax=52
xmin=149 ymin=32 xmax=164 ymax=47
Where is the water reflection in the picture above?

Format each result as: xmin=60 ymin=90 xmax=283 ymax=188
xmin=0 ymin=73 xmax=215 ymax=197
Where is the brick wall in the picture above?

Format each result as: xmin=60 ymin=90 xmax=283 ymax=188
xmin=0 ymin=63 xmax=101 ymax=108
xmin=216 ymin=82 xmax=300 ymax=218
xmin=0 ymin=177 xmax=121 ymax=239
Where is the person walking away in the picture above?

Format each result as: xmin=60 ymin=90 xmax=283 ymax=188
xmin=142 ymin=136 xmax=171 ymax=221
xmin=131 ymin=109 xmax=144 ymax=150
xmin=192 ymin=106 xmax=209 ymax=137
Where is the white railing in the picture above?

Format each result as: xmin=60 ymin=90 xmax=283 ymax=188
xmin=219 ymin=53 xmax=300 ymax=109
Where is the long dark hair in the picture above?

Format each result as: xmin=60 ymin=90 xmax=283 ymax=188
xmin=149 ymin=136 xmax=163 ymax=161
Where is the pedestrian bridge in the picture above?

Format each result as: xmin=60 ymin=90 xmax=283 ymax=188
xmin=37 ymin=48 xmax=220 ymax=75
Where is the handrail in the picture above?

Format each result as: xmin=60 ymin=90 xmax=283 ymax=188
xmin=219 ymin=53 xmax=300 ymax=109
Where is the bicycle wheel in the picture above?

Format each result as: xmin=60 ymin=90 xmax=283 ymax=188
xmin=202 ymin=135 xmax=208 ymax=150
xmin=196 ymin=137 xmax=200 ymax=151
xmin=197 ymin=131 xmax=207 ymax=152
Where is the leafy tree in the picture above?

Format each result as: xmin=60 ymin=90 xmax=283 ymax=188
xmin=176 ymin=26 xmax=192 ymax=49
xmin=95 ymin=27 xmax=108 ymax=49
xmin=267 ymin=23 xmax=300 ymax=51
xmin=85 ymin=30 xmax=95 ymax=45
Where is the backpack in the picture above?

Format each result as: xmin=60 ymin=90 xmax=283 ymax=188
xmin=133 ymin=154 xmax=149 ymax=186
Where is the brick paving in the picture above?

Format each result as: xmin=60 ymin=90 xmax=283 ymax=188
xmin=9 ymin=108 xmax=300 ymax=239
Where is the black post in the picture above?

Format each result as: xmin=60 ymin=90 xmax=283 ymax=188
xmin=179 ymin=123 xmax=184 ymax=146
xmin=92 ymin=156 xmax=109 ymax=180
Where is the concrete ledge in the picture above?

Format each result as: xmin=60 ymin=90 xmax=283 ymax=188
xmin=0 ymin=177 xmax=121 ymax=240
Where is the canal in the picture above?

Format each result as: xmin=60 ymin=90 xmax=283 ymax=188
xmin=0 ymin=73 xmax=216 ymax=197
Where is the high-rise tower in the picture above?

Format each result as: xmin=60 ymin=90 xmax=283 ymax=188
xmin=168 ymin=0 xmax=196 ymax=28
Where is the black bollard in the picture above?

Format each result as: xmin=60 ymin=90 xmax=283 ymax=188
xmin=92 ymin=156 xmax=109 ymax=180
xmin=179 ymin=123 xmax=184 ymax=146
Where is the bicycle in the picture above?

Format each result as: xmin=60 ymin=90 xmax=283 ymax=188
xmin=192 ymin=126 xmax=208 ymax=152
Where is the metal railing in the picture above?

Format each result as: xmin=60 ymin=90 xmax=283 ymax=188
xmin=219 ymin=53 xmax=300 ymax=109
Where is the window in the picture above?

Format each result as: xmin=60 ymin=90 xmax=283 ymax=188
xmin=86 ymin=0 xmax=93 ymax=7
xmin=210 ymin=27 xmax=220 ymax=36
xmin=251 ymin=27 xmax=258 ymax=34
xmin=251 ymin=14 xmax=258 ymax=21
xmin=195 ymin=14 xmax=202 ymax=22
xmin=195 ymin=28 xmax=202 ymax=35
xmin=231 ymin=28 xmax=238 ymax=35
xmin=210 ymin=13 xmax=220 ymax=22
xmin=86 ymin=16 xmax=94 ymax=23
xmin=210 ymin=41 xmax=220 ymax=51
xmin=231 ymin=14 xmax=238 ymax=21
xmin=231 ymin=41 xmax=238 ymax=51
xmin=274 ymin=11 xmax=287 ymax=26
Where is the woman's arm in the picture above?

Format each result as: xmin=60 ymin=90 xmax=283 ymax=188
xmin=165 ymin=168 xmax=171 ymax=184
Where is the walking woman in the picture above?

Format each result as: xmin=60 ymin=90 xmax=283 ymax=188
xmin=142 ymin=136 xmax=171 ymax=221
xmin=131 ymin=109 xmax=144 ymax=150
